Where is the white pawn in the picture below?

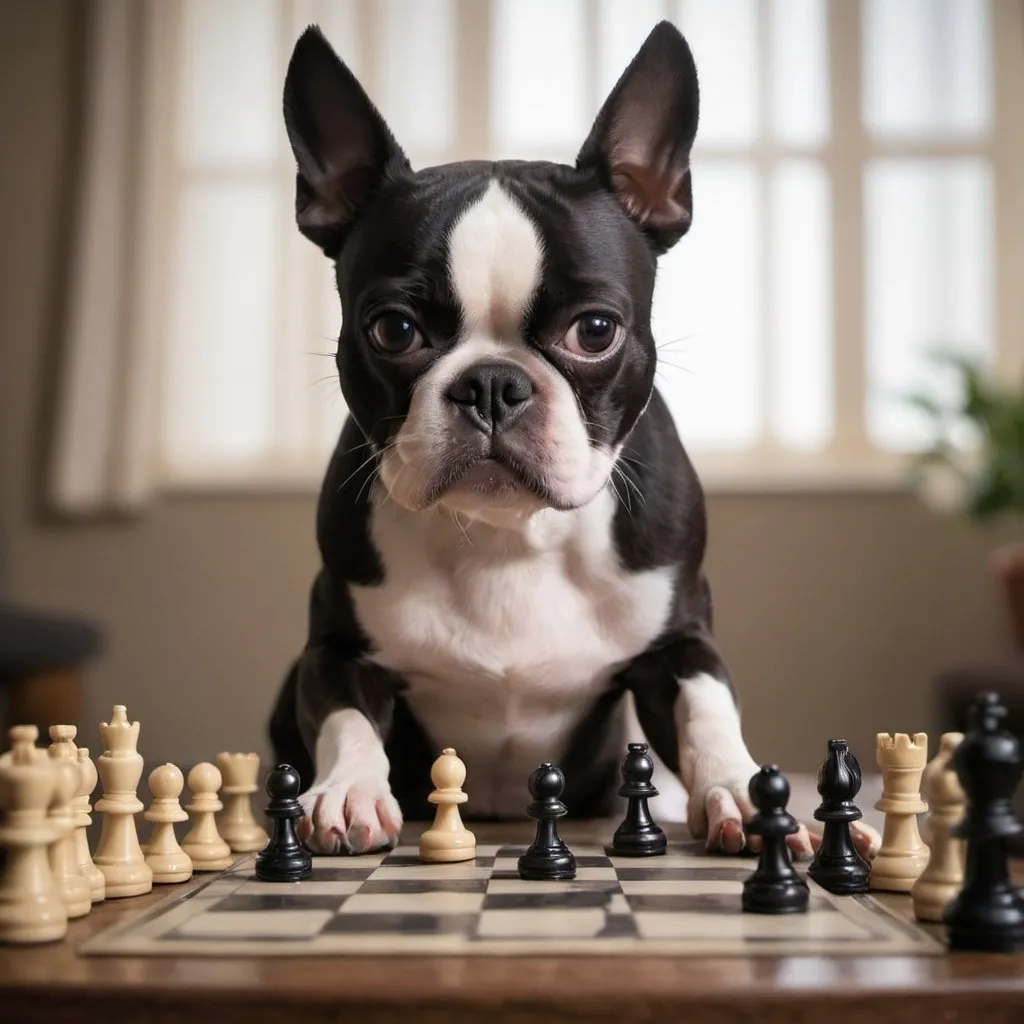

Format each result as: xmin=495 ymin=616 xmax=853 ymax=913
xmin=47 ymin=756 xmax=92 ymax=919
xmin=1 ymin=724 xmax=44 ymax=766
xmin=912 ymin=732 xmax=966 ymax=922
xmin=145 ymin=764 xmax=193 ymax=884
xmin=419 ymin=748 xmax=476 ymax=863
xmin=75 ymin=747 xmax=106 ymax=902
xmin=93 ymin=705 xmax=153 ymax=898
xmin=47 ymin=726 xmax=92 ymax=919
xmin=215 ymin=752 xmax=269 ymax=853
xmin=0 ymin=740 xmax=68 ymax=944
xmin=181 ymin=762 xmax=234 ymax=871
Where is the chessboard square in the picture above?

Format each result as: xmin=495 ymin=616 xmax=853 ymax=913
xmin=339 ymin=892 xmax=485 ymax=914
xmin=358 ymin=879 xmax=488 ymax=895
xmin=476 ymin=908 xmax=608 ymax=939
xmin=633 ymin=910 xmax=869 ymax=941
xmin=620 ymin=879 xmax=745 ymax=896
xmin=482 ymin=890 xmax=617 ymax=911
xmin=608 ymin=893 xmax=631 ymax=915
xmin=575 ymin=867 xmax=618 ymax=881
xmin=213 ymin=893 xmax=350 ymax=913
xmin=236 ymin=880 xmax=363 ymax=897
xmin=615 ymin=867 xmax=750 ymax=882
xmin=367 ymin=865 xmax=492 ymax=881
xmin=314 ymin=852 xmax=388 ymax=869
xmin=175 ymin=910 xmax=333 ymax=939
xmin=322 ymin=912 xmax=477 ymax=935
xmin=609 ymin=853 xmax=705 ymax=870
xmin=486 ymin=879 xmax=620 ymax=895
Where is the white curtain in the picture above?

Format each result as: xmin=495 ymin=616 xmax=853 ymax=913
xmin=49 ymin=0 xmax=162 ymax=515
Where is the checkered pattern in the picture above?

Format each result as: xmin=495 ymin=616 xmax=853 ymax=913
xmin=80 ymin=843 xmax=943 ymax=957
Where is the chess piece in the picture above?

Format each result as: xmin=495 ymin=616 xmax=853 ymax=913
xmin=912 ymin=732 xmax=965 ymax=922
xmin=93 ymin=705 xmax=153 ymax=897
xmin=517 ymin=763 xmax=577 ymax=880
xmin=943 ymin=692 xmax=1024 ymax=952
xmin=215 ymin=751 xmax=270 ymax=853
xmin=255 ymin=764 xmax=312 ymax=882
xmin=74 ymin=747 xmax=106 ymax=902
xmin=742 ymin=765 xmax=809 ymax=914
xmin=609 ymin=743 xmax=666 ymax=857
xmin=0 ymin=724 xmax=43 ymax=767
xmin=419 ymin=748 xmax=476 ymax=863
xmin=807 ymin=739 xmax=870 ymax=894
xmin=145 ymin=764 xmax=193 ymax=884
xmin=0 ymin=741 xmax=69 ymax=944
xmin=870 ymin=732 xmax=929 ymax=893
xmin=46 ymin=727 xmax=91 ymax=918
xmin=181 ymin=762 xmax=234 ymax=871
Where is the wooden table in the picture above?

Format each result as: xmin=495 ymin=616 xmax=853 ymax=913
xmin=2 ymin=822 xmax=1024 ymax=1024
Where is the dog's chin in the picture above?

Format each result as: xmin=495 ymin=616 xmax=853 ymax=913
xmin=437 ymin=459 xmax=546 ymax=516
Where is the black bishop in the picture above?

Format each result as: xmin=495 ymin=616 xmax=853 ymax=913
xmin=807 ymin=739 xmax=870 ymax=894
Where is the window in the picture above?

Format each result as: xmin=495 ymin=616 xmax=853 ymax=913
xmin=130 ymin=0 xmax=1024 ymax=490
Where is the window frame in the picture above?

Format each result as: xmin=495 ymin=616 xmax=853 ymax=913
xmin=140 ymin=0 xmax=1024 ymax=495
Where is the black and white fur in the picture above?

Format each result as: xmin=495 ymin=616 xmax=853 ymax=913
xmin=268 ymin=22 xmax=874 ymax=860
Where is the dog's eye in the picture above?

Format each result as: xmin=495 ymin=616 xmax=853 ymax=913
xmin=369 ymin=313 xmax=424 ymax=354
xmin=562 ymin=314 xmax=620 ymax=357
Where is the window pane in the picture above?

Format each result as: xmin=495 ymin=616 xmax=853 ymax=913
xmin=770 ymin=161 xmax=832 ymax=450
xmin=769 ymin=0 xmax=829 ymax=146
xmin=377 ymin=0 xmax=456 ymax=157
xmin=162 ymin=181 xmax=280 ymax=470
xmin=652 ymin=162 xmax=761 ymax=449
xmin=178 ymin=0 xmax=280 ymax=166
xmin=862 ymin=0 xmax=992 ymax=140
xmin=676 ymin=0 xmax=759 ymax=147
xmin=318 ymin=262 xmax=348 ymax=449
xmin=597 ymin=0 xmax=667 ymax=99
xmin=491 ymin=0 xmax=588 ymax=156
xmin=864 ymin=159 xmax=994 ymax=452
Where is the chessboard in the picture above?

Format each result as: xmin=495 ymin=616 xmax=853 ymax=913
xmin=80 ymin=839 xmax=943 ymax=958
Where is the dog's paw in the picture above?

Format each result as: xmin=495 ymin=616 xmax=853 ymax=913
xmin=686 ymin=761 xmax=814 ymax=859
xmin=296 ymin=774 xmax=402 ymax=855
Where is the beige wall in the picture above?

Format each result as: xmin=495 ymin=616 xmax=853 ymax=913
xmin=1 ymin=1 xmax=1015 ymax=784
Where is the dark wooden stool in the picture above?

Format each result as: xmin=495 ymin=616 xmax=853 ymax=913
xmin=0 ymin=602 xmax=102 ymax=738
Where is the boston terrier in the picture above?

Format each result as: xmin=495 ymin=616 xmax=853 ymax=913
xmin=268 ymin=20 xmax=878 ymax=861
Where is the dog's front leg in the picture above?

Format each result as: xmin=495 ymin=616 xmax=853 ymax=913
xmin=292 ymin=644 xmax=404 ymax=855
xmin=674 ymin=669 xmax=814 ymax=857
xmin=622 ymin=633 xmax=813 ymax=857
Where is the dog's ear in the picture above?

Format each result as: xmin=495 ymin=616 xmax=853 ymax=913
xmin=283 ymin=25 xmax=410 ymax=257
xmin=576 ymin=21 xmax=699 ymax=254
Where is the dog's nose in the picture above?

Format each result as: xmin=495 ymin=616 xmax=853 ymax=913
xmin=446 ymin=362 xmax=534 ymax=433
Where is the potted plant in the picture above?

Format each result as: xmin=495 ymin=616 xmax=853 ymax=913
xmin=904 ymin=349 xmax=1024 ymax=648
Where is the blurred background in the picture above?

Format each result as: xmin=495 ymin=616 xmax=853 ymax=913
xmin=1 ymin=0 xmax=1022 ymax=786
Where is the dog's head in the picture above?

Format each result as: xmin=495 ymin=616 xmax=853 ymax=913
xmin=284 ymin=21 xmax=698 ymax=519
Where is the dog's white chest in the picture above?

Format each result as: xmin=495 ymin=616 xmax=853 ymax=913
xmin=350 ymin=490 xmax=674 ymax=812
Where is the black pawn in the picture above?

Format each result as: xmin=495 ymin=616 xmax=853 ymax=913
xmin=609 ymin=743 xmax=667 ymax=856
xmin=254 ymin=763 xmax=312 ymax=883
xmin=742 ymin=765 xmax=809 ymax=914
xmin=944 ymin=691 xmax=1024 ymax=952
xmin=807 ymin=739 xmax=870 ymax=894
xmin=517 ymin=763 xmax=577 ymax=880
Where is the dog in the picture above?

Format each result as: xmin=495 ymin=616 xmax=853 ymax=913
xmin=268 ymin=19 xmax=878 ymax=862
